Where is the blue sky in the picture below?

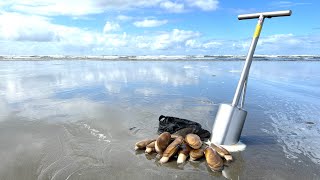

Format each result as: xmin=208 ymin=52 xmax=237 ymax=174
xmin=0 ymin=0 xmax=319 ymax=55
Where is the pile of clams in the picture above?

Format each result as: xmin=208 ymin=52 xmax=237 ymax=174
xmin=134 ymin=128 xmax=233 ymax=172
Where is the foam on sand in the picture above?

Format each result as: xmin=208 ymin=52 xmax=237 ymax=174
xmin=205 ymin=140 xmax=246 ymax=152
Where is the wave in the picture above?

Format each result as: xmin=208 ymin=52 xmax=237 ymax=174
xmin=1 ymin=55 xmax=320 ymax=61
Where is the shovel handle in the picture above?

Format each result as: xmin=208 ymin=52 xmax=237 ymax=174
xmin=238 ymin=10 xmax=292 ymax=20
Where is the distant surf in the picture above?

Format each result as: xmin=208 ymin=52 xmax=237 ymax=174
xmin=1 ymin=55 xmax=320 ymax=61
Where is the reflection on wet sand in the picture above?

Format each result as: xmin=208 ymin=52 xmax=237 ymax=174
xmin=0 ymin=60 xmax=319 ymax=179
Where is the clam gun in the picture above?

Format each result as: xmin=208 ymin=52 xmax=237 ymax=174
xmin=211 ymin=10 xmax=292 ymax=145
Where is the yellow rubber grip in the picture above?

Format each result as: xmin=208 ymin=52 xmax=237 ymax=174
xmin=253 ymin=24 xmax=262 ymax=38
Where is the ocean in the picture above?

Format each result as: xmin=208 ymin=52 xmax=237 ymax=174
xmin=0 ymin=58 xmax=319 ymax=179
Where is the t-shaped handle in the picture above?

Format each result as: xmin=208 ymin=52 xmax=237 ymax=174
xmin=238 ymin=10 xmax=292 ymax=20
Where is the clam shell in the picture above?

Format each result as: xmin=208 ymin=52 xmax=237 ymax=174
xmin=155 ymin=132 xmax=171 ymax=154
xmin=204 ymin=147 xmax=224 ymax=172
xmin=177 ymin=142 xmax=192 ymax=164
xmin=160 ymin=136 xmax=184 ymax=163
xmin=189 ymin=148 xmax=204 ymax=161
xmin=210 ymin=143 xmax=233 ymax=162
xmin=177 ymin=153 xmax=187 ymax=164
xmin=179 ymin=142 xmax=192 ymax=156
xmin=172 ymin=128 xmax=195 ymax=138
xmin=135 ymin=139 xmax=156 ymax=150
xmin=145 ymin=141 xmax=156 ymax=154
xmin=185 ymin=134 xmax=202 ymax=149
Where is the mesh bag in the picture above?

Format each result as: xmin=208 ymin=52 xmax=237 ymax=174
xmin=157 ymin=115 xmax=211 ymax=140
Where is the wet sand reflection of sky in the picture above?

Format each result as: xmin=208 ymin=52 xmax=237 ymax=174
xmin=0 ymin=60 xmax=319 ymax=180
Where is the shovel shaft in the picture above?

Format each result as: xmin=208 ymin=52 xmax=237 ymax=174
xmin=232 ymin=15 xmax=265 ymax=107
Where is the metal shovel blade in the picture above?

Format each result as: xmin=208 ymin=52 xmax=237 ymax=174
xmin=211 ymin=104 xmax=247 ymax=145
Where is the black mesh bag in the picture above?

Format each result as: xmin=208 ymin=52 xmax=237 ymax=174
xmin=157 ymin=115 xmax=211 ymax=140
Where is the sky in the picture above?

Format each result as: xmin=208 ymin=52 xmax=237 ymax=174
xmin=0 ymin=0 xmax=319 ymax=55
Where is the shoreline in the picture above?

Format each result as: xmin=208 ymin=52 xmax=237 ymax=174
xmin=1 ymin=55 xmax=320 ymax=61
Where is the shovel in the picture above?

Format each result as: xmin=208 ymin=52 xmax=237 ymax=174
xmin=211 ymin=10 xmax=292 ymax=145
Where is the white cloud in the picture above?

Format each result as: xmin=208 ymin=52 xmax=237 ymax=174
xmin=232 ymin=33 xmax=320 ymax=55
xmin=5 ymin=0 xmax=104 ymax=16
xmin=185 ymin=39 xmax=222 ymax=49
xmin=0 ymin=12 xmax=105 ymax=47
xmin=255 ymin=34 xmax=304 ymax=54
xmin=101 ymin=33 xmax=128 ymax=48
xmin=0 ymin=0 xmax=220 ymax=17
xmin=123 ymin=29 xmax=201 ymax=51
xmin=116 ymin=15 xmax=132 ymax=21
xmin=0 ymin=0 xmax=163 ymax=16
xmin=228 ymin=8 xmax=257 ymax=15
xmin=160 ymin=1 xmax=185 ymax=13
xmin=186 ymin=0 xmax=219 ymax=11
xmin=0 ymin=12 xmax=122 ymax=54
xmin=103 ymin=22 xmax=120 ymax=33
xmin=96 ymin=0 xmax=164 ymax=10
xmin=202 ymin=41 xmax=222 ymax=49
xmin=0 ymin=12 xmax=59 ymax=42
xmin=150 ymin=29 xmax=200 ymax=50
xmin=270 ymin=1 xmax=311 ymax=8
xmin=185 ymin=39 xmax=200 ymax=48
xmin=259 ymin=34 xmax=300 ymax=45
xmin=0 ymin=11 xmax=318 ymax=55
xmin=133 ymin=19 xmax=168 ymax=28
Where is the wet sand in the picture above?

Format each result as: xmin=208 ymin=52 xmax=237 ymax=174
xmin=0 ymin=60 xmax=319 ymax=179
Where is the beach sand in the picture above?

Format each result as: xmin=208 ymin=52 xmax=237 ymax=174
xmin=0 ymin=60 xmax=319 ymax=179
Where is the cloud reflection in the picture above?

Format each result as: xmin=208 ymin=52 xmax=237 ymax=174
xmin=0 ymin=61 xmax=226 ymax=126
xmin=0 ymin=61 xmax=222 ymax=103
